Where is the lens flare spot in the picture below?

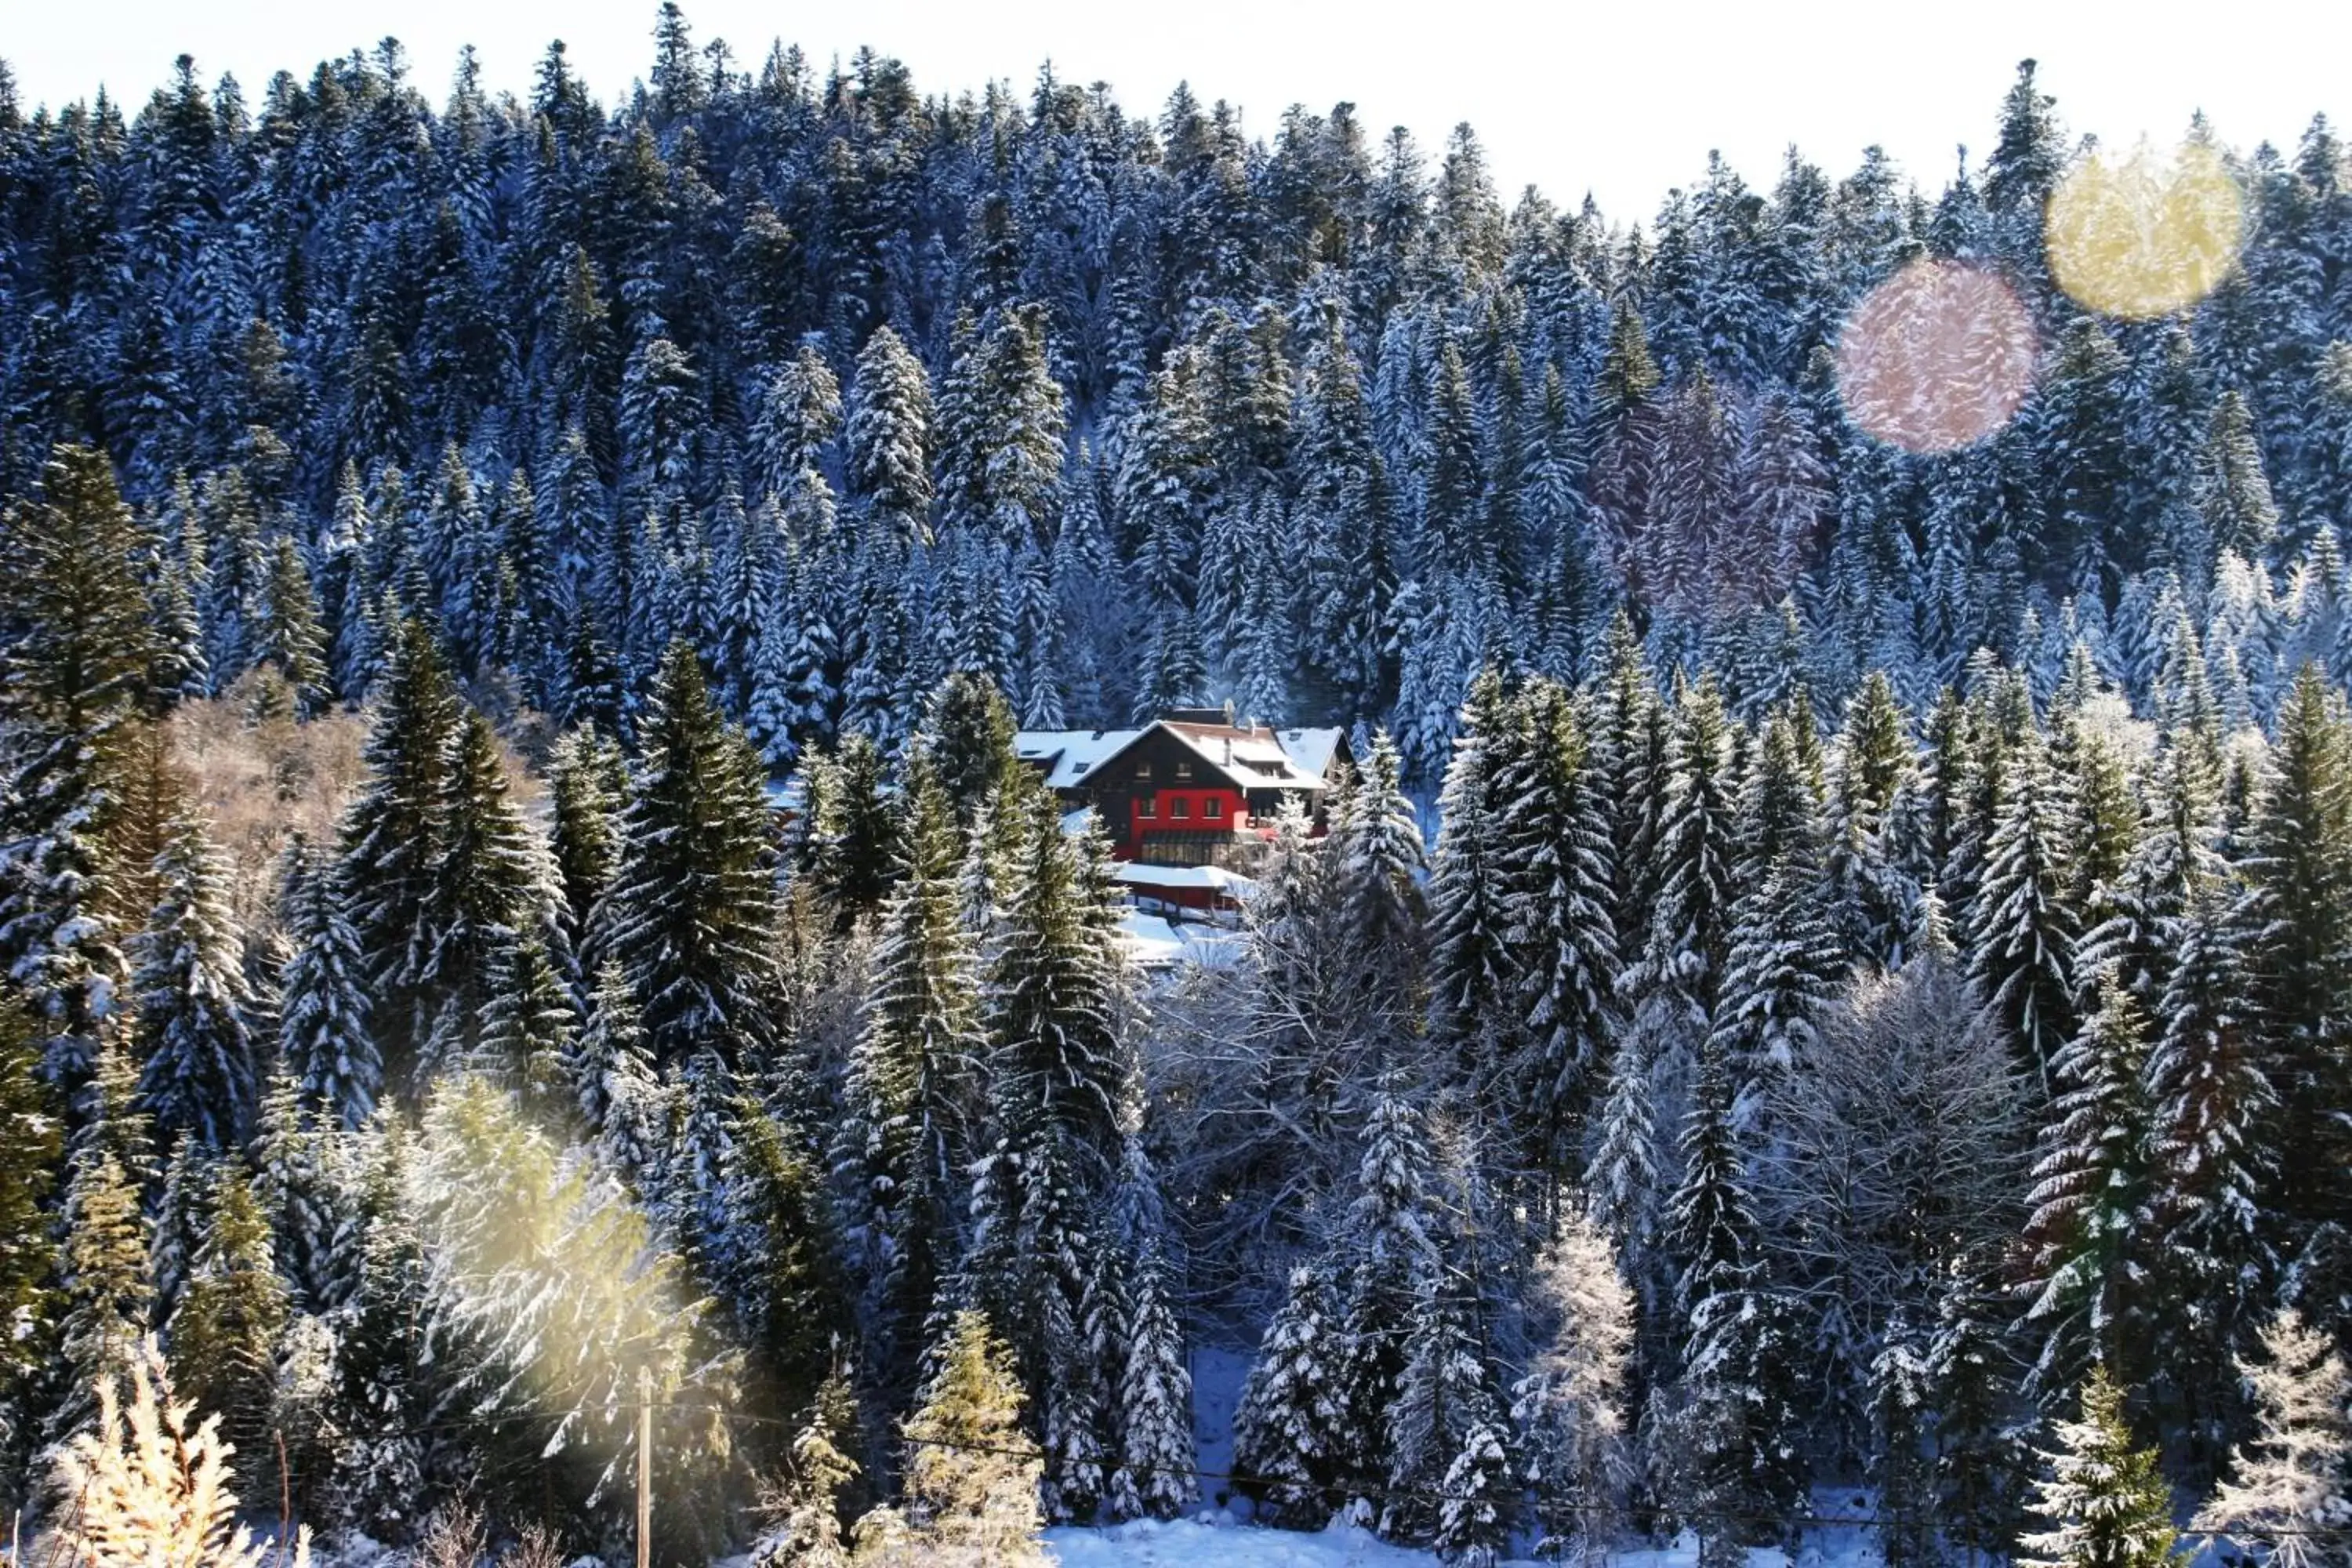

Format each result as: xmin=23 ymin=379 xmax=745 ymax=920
xmin=2045 ymin=140 xmax=2243 ymax=319
xmin=1835 ymin=258 xmax=2038 ymax=454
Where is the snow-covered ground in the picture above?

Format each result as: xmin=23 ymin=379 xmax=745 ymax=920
xmin=1044 ymin=1388 xmax=1894 ymax=1568
xmin=1044 ymin=1516 xmax=1903 ymax=1568
xmin=1044 ymin=1517 xmax=1861 ymax=1567
xmin=1046 ymin=1515 xmax=1524 ymax=1566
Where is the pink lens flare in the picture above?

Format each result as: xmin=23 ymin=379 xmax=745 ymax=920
xmin=1835 ymin=258 xmax=2038 ymax=455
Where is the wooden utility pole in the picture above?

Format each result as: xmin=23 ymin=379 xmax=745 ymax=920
xmin=635 ymin=1365 xmax=654 ymax=1568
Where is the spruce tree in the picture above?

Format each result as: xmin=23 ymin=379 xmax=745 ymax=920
xmin=328 ymin=1120 xmax=429 ymax=1540
xmin=338 ymin=617 xmax=460 ymax=1091
xmin=833 ymin=760 xmax=978 ymax=1406
xmin=1334 ymin=731 xmax=1429 ymax=1022
xmin=249 ymin=1067 xmax=339 ymax=1312
xmin=985 ymin=795 xmax=1130 ymax=1164
xmin=1652 ymin=675 xmax=1742 ymax=1009
xmin=572 ymin=959 xmax=665 ymax=1171
xmin=810 ymin=732 xmax=902 ymax=924
xmin=132 ymin=809 xmax=257 ymax=1149
xmin=606 ymin=640 xmax=781 ymax=1069
xmin=1870 ymin=1331 xmax=1937 ymax=1568
xmin=147 ymin=555 xmax=210 ymax=711
xmin=1500 ymin=678 xmax=1619 ymax=1178
xmin=724 ymin=1102 xmax=850 ymax=1422
xmin=2195 ymin=391 xmax=2281 ymax=562
xmin=1713 ymin=709 xmax=1842 ymax=1128
xmin=546 ymin=723 xmax=629 ymax=975
xmin=1383 ymin=1274 xmax=1502 ymax=1544
xmin=472 ymin=931 xmax=578 ymax=1111
xmin=1427 ymin=670 xmax=1520 ymax=1096
xmin=1588 ymin=982 xmax=1665 ymax=1254
xmin=2191 ymin=1309 xmax=2352 ymax=1568
xmin=2023 ymin=982 xmax=2155 ymax=1395
xmin=1336 ymin=1076 xmax=1441 ymax=1506
xmin=146 ymin=1130 xmax=207 ymax=1330
xmin=422 ymin=708 xmax=544 ymax=1073
xmin=0 ymin=1004 xmax=60 ymax=1464
xmin=871 ymin=1309 xmax=1046 ymax=1565
xmin=1973 ymin=722 xmax=2079 ymax=1098
xmin=1926 ymin=1257 xmax=2029 ymax=1565
xmin=564 ymin=603 xmax=628 ymax=737
xmin=45 ymin=1142 xmax=153 ymax=1444
xmin=278 ymin=848 xmax=380 ymax=1129
xmin=2018 ymin=1367 xmax=2180 ymax=1568
xmin=1825 ymin=670 xmax=1918 ymax=967
xmin=2144 ymin=891 xmax=2275 ymax=1409
xmin=1665 ymin=1040 xmax=1807 ymax=1555
xmin=1436 ymin=1413 xmax=1515 ymax=1568
xmin=0 ymin=445 xmax=158 ymax=1090
xmin=923 ymin=671 xmax=1020 ymax=827
xmin=1109 ymin=1239 xmax=1196 ymax=1523
xmin=846 ymin=325 xmax=936 ymax=551
xmin=167 ymin=1164 xmax=289 ymax=1494
xmin=2238 ymin=666 xmax=2352 ymax=1234
xmin=1234 ymin=1260 xmax=1348 ymax=1527
xmin=255 ymin=535 xmax=331 ymax=716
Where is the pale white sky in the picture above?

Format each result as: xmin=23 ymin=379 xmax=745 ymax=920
xmin=5 ymin=0 xmax=2342 ymax=221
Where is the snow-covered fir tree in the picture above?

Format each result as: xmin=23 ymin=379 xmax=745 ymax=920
xmin=132 ymin=809 xmax=256 ymax=1149
xmin=2192 ymin=1309 xmax=2352 ymax=1568
xmin=2017 ymin=1366 xmax=2180 ymax=1568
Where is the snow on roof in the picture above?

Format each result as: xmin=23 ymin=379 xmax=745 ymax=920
xmin=1114 ymin=862 xmax=1259 ymax=897
xmin=1275 ymin=726 xmax=1344 ymax=782
xmin=1014 ymin=729 xmax=1140 ymax=791
xmin=1114 ymin=910 xmax=1249 ymax=971
xmin=1160 ymin=723 xmax=1328 ymax=792
xmin=1059 ymin=804 xmax=1098 ymax=838
xmin=1178 ymin=927 xmax=1247 ymax=968
xmin=1116 ymin=910 xmax=1189 ymax=968
xmin=1017 ymin=720 xmax=1339 ymax=795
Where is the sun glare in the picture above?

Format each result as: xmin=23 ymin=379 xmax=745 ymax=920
xmin=1835 ymin=258 xmax=2039 ymax=454
xmin=2045 ymin=139 xmax=2245 ymax=319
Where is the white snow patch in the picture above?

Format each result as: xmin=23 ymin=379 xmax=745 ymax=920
xmin=1019 ymin=729 xmax=1145 ymax=790
xmin=1115 ymin=862 xmax=1258 ymax=896
xmin=1272 ymin=728 xmax=1344 ymax=783
xmin=1046 ymin=1516 xmax=1486 ymax=1566
xmin=1119 ymin=911 xmax=1191 ymax=969
xmin=1190 ymin=1344 xmax=1252 ymax=1504
xmin=1044 ymin=1489 xmax=1899 ymax=1568
xmin=1117 ymin=913 xmax=1248 ymax=972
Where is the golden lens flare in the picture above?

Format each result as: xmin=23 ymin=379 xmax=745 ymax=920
xmin=2045 ymin=140 xmax=2244 ymax=319
xmin=1835 ymin=258 xmax=2038 ymax=454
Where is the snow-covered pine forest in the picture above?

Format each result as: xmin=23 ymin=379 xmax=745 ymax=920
xmin=0 ymin=12 xmax=2350 ymax=1566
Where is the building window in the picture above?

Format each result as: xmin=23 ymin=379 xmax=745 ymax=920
xmin=1171 ymin=797 xmax=1190 ymax=819
xmin=1135 ymin=761 xmax=1152 ymax=779
xmin=1142 ymin=837 xmax=1214 ymax=866
xmin=1138 ymin=797 xmax=1156 ymax=818
xmin=1175 ymin=760 xmax=1194 ymax=780
xmin=1205 ymin=797 xmax=1222 ymax=818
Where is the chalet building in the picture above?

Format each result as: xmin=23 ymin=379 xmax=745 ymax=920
xmin=1015 ymin=710 xmax=1351 ymax=879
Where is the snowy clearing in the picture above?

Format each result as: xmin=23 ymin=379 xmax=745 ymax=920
xmin=1044 ymin=1519 xmax=1837 ymax=1568
xmin=1046 ymin=1516 xmax=1505 ymax=1566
